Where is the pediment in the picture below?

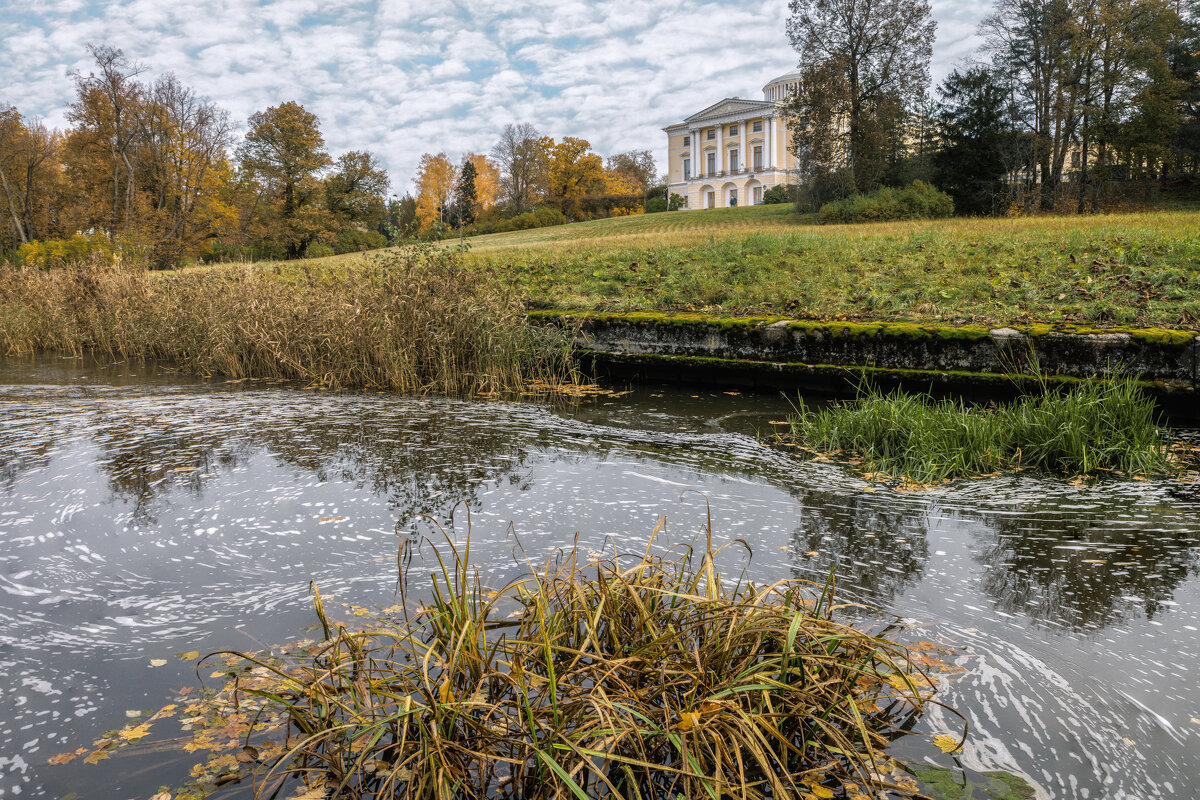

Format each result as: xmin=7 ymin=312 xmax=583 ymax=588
xmin=685 ymin=98 xmax=774 ymax=123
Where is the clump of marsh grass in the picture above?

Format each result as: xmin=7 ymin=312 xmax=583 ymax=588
xmin=0 ymin=244 xmax=576 ymax=395
xmin=215 ymin=513 xmax=942 ymax=800
xmin=783 ymin=375 xmax=1173 ymax=483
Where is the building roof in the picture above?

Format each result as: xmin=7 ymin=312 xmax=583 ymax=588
xmin=763 ymin=68 xmax=803 ymax=89
xmin=683 ymin=97 xmax=775 ymax=124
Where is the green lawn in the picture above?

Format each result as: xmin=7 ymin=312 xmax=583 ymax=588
xmin=464 ymin=206 xmax=1200 ymax=329
xmin=224 ymin=205 xmax=1200 ymax=329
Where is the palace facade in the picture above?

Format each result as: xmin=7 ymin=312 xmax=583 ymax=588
xmin=664 ymin=70 xmax=800 ymax=209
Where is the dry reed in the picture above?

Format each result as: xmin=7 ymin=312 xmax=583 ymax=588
xmin=216 ymin=512 xmax=945 ymax=800
xmin=0 ymin=245 xmax=576 ymax=394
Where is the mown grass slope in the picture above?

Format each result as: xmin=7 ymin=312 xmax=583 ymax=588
xmin=226 ymin=205 xmax=1200 ymax=329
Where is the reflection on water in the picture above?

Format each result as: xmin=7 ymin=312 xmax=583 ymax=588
xmin=1 ymin=355 xmax=1198 ymax=800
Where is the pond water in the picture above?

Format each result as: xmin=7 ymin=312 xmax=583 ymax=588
xmin=1 ymin=355 xmax=1198 ymax=800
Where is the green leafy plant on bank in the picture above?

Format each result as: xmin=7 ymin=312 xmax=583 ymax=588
xmin=781 ymin=374 xmax=1173 ymax=484
xmin=818 ymin=181 xmax=955 ymax=224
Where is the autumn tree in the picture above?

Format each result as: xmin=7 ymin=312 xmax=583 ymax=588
xmin=413 ymin=152 xmax=456 ymax=231
xmin=0 ymin=107 xmax=61 ymax=249
xmin=238 ymin=101 xmax=332 ymax=257
xmin=325 ymin=150 xmax=389 ymax=228
xmin=492 ymin=123 xmax=548 ymax=212
xmin=786 ymin=0 xmax=937 ymax=192
xmin=67 ymin=44 xmax=146 ymax=239
xmin=605 ymin=150 xmax=657 ymax=194
xmin=466 ymin=153 xmax=501 ymax=210
xmin=548 ymin=137 xmax=605 ymax=199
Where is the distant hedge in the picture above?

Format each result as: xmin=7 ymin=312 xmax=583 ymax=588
xmin=818 ymin=181 xmax=954 ymax=224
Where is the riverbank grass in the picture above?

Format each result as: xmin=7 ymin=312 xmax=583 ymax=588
xmin=0 ymin=245 xmax=576 ymax=394
xmin=189 ymin=521 xmax=938 ymax=799
xmin=781 ymin=376 xmax=1173 ymax=483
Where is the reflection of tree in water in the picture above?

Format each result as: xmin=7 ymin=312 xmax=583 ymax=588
xmin=789 ymin=488 xmax=929 ymax=605
xmin=0 ymin=417 xmax=60 ymax=491
xmin=975 ymin=501 xmax=1200 ymax=631
xmin=85 ymin=398 xmax=537 ymax=526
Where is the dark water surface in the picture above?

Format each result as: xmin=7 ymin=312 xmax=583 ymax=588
xmin=1 ymin=356 xmax=1198 ymax=800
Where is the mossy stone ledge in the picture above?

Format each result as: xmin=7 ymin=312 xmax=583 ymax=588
xmin=530 ymin=310 xmax=1199 ymax=413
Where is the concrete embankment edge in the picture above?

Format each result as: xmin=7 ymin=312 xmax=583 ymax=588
xmin=529 ymin=311 xmax=1200 ymax=417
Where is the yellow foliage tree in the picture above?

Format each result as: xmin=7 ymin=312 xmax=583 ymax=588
xmin=548 ymin=137 xmax=604 ymax=199
xmin=466 ymin=153 xmax=501 ymax=210
xmin=414 ymin=152 xmax=456 ymax=231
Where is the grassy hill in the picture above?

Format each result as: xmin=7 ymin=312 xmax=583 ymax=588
xmin=227 ymin=205 xmax=1200 ymax=329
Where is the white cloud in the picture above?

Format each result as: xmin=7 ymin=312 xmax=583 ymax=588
xmin=1 ymin=0 xmax=990 ymax=193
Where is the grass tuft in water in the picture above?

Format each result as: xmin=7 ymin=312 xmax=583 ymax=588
xmin=782 ymin=375 xmax=1173 ymax=483
xmin=0 ymin=244 xmax=576 ymax=395
xmin=218 ymin=514 xmax=942 ymax=799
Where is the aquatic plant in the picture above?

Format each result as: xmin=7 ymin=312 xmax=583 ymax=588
xmin=69 ymin=515 xmax=939 ymax=800
xmin=782 ymin=375 xmax=1173 ymax=483
xmin=0 ymin=244 xmax=576 ymax=395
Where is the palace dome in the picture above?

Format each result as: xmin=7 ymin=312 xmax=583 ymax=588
xmin=762 ymin=69 xmax=803 ymax=102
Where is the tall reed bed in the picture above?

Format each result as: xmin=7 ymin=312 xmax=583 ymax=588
xmin=783 ymin=376 xmax=1172 ymax=483
xmin=0 ymin=245 xmax=575 ymax=394
xmin=223 ymin=518 xmax=939 ymax=799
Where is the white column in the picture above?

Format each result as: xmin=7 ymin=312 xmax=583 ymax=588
xmin=690 ymin=129 xmax=698 ymax=180
xmin=739 ymin=120 xmax=747 ymax=173
xmin=766 ymin=115 xmax=774 ymax=170
xmin=715 ymin=124 xmax=723 ymax=177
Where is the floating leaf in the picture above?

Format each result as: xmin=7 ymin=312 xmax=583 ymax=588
xmin=933 ymin=734 xmax=962 ymax=754
xmin=676 ymin=711 xmax=700 ymax=731
xmin=178 ymin=651 xmax=200 ymax=661
xmin=150 ymin=793 xmax=172 ymax=800
xmin=809 ymin=785 xmax=835 ymax=799
xmin=149 ymin=658 xmax=168 ymax=667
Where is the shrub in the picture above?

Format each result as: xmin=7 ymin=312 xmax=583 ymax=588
xmin=17 ymin=234 xmax=114 ymax=269
xmin=761 ymin=184 xmax=795 ymax=204
xmin=817 ymin=181 xmax=955 ymax=224
xmin=334 ymin=227 xmax=388 ymax=254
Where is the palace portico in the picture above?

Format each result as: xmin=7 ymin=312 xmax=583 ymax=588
xmin=664 ymin=70 xmax=801 ymax=209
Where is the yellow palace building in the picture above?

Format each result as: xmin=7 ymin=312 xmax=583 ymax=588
xmin=664 ymin=70 xmax=800 ymax=209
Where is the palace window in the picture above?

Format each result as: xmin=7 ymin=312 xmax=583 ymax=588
xmin=683 ymin=158 xmax=690 ymax=180
xmin=729 ymin=124 xmax=738 ymax=136
xmin=729 ymin=149 xmax=739 ymax=172
xmin=753 ymin=120 xmax=762 ymax=132
xmin=706 ymin=129 xmax=715 ymax=140
xmin=707 ymin=152 xmax=716 ymax=174
xmin=683 ymin=136 xmax=690 ymax=146
xmin=753 ymin=186 xmax=763 ymax=205
xmin=753 ymin=145 xmax=762 ymax=170
xmin=706 ymin=190 xmax=715 ymax=208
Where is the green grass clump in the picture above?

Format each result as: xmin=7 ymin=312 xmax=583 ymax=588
xmin=0 ymin=244 xmax=576 ymax=395
xmin=222 ymin=517 xmax=940 ymax=800
xmin=817 ymin=181 xmax=955 ymax=224
xmin=784 ymin=376 xmax=1173 ymax=483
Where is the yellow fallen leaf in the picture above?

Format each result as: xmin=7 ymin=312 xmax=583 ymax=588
xmin=178 ymin=651 xmax=200 ymax=661
xmin=125 ymin=709 xmax=143 ymax=718
xmin=809 ymin=784 xmax=834 ymax=798
xmin=317 ymin=516 xmax=348 ymax=522
xmin=676 ymin=711 xmax=700 ymax=731
xmin=149 ymin=658 xmax=167 ymax=667
xmin=934 ymin=734 xmax=962 ymax=754
xmin=151 ymin=792 xmax=172 ymax=800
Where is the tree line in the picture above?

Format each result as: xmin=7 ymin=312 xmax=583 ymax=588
xmin=785 ymin=0 xmax=1200 ymax=214
xmin=408 ymin=126 xmax=661 ymax=239
xmin=0 ymin=44 xmax=664 ymax=268
xmin=0 ymin=45 xmax=397 ymax=267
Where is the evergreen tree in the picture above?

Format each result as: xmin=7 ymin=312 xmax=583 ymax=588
xmin=453 ymin=159 xmax=477 ymax=228
xmin=934 ymin=67 xmax=1011 ymax=214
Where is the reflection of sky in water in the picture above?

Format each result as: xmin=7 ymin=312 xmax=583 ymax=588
xmin=0 ymin=356 xmax=1198 ymax=799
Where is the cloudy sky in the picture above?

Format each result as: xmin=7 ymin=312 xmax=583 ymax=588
xmin=2 ymin=0 xmax=987 ymax=193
